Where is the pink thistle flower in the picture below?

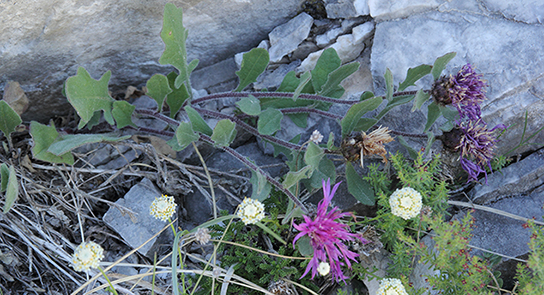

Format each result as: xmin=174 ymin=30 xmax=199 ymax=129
xmin=293 ymin=179 xmax=369 ymax=282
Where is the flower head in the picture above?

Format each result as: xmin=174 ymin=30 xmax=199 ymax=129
xmin=317 ymin=262 xmax=330 ymax=276
xmin=71 ymin=241 xmax=104 ymax=272
xmin=236 ymin=197 xmax=265 ymax=225
xmin=362 ymin=126 xmax=394 ymax=163
xmin=457 ymin=119 xmax=505 ymax=182
xmin=389 ymin=187 xmax=423 ymax=220
xmin=309 ymin=130 xmax=324 ymax=144
xmin=194 ymin=227 xmax=211 ymax=245
xmin=376 ymin=278 xmax=408 ymax=295
xmin=293 ymin=179 xmax=368 ymax=282
xmin=150 ymin=194 xmax=177 ymax=222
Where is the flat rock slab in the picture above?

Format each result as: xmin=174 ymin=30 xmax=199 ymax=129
xmin=103 ymin=178 xmax=175 ymax=256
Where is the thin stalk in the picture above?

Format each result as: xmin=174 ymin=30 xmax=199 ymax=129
xmin=191 ymin=141 xmax=217 ymax=219
xmin=209 ymin=239 xmax=309 ymax=260
xmin=97 ymin=266 xmax=119 ymax=295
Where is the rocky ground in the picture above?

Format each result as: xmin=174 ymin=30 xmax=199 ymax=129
xmin=1 ymin=0 xmax=544 ymax=294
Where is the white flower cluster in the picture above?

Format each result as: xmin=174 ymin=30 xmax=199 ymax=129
xmin=150 ymin=194 xmax=177 ymax=222
xmin=317 ymin=261 xmax=330 ymax=276
xmin=236 ymin=197 xmax=265 ymax=225
xmin=309 ymin=130 xmax=323 ymax=144
xmin=389 ymin=187 xmax=423 ymax=220
xmin=376 ymin=278 xmax=408 ymax=295
xmin=71 ymin=241 xmax=104 ymax=272
xmin=194 ymin=227 xmax=211 ymax=245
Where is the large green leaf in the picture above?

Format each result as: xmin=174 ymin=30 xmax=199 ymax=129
xmin=304 ymin=142 xmax=324 ymax=171
xmin=304 ymin=156 xmax=336 ymax=190
xmin=424 ymin=102 xmax=441 ymax=132
xmin=112 ymin=100 xmax=136 ymax=129
xmin=30 ymin=121 xmax=74 ymax=165
xmin=211 ymin=119 xmax=237 ymax=147
xmin=354 ymin=118 xmax=378 ymax=133
xmin=276 ymin=71 xmax=300 ymax=92
xmin=2 ymin=165 xmax=18 ymax=214
xmin=282 ymin=166 xmax=312 ymax=191
xmin=311 ymin=48 xmax=341 ymax=93
xmin=185 ymin=106 xmax=213 ymax=136
xmin=0 ymin=164 xmax=8 ymax=192
xmin=319 ymin=62 xmax=360 ymax=98
xmin=166 ymin=72 xmax=190 ymax=118
xmin=65 ymin=67 xmax=114 ymax=129
xmin=384 ymin=68 xmax=393 ymax=101
xmin=398 ymin=64 xmax=432 ymax=92
xmin=258 ymin=108 xmax=283 ymax=135
xmin=235 ymin=48 xmax=269 ymax=92
xmin=159 ymin=3 xmax=199 ymax=89
xmin=0 ymin=100 xmax=22 ymax=137
xmin=48 ymin=134 xmax=130 ymax=156
xmin=235 ymin=95 xmax=261 ymax=116
xmin=146 ymin=74 xmax=172 ymax=111
xmin=172 ymin=122 xmax=199 ymax=150
xmin=346 ymin=162 xmax=374 ymax=205
xmin=375 ymin=94 xmax=414 ymax=121
xmin=341 ymin=96 xmax=382 ymax=136
xmin=250 ymin=170 xmax=272 ymax=202
xmin=432 ymin=52 xmax=457 ymax=80
xmin=292 ymin=71 xmax=311 ymax=101
xmin=411 ymin=89 xmax=431 ymax=112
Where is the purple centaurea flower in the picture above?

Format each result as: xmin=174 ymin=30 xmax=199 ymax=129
xmin=457 ymin=119 xmax=505 ymax=183
xmin=293 ymin=179 xmax=368 ymax=282
xmin=449 ymin=64 xmax=488 ymax=120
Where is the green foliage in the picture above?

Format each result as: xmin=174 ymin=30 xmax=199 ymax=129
xmin=166 ymin=71 xmax=190 ymax=118
xmin=146 ymin=73 xmax=172 ymax=111
xmin=47 ymin=134 xmax=130 ymax=156
xmin=1 ymin=164 xmax=18 ymax=214
xmin=0 ymin=100 xmax=22 ymax=138
xmin=30 ymin=121 xmax=74 ymax=165
xmin=398 ymin=64 xmax=432 ymax=92
xmin=341 ymin=96 xmax=382 ymax=136
xmin=235 ymin=48 xmax=269 ymax=92
xmin=168 ymin=121 xmax=199 ymax=150
xmin=432 ymin=52 xmax=457 ymax=80
xmin=211 ymin=119 xmax=237 ymax=147
xmin=345 ymin=162 xmax=374 ymax=205
xmin=257 ymin=108 xmax=283 ymax=135
xmin=185 ymin=105 xmax=213 ymax=136
xmin=235 ymin=94 xmax=261 ymax=116
xmin=112 ymin=101 xmax=136 ymax=129
xmin=515 ymin=219 xmax=544 ymax=294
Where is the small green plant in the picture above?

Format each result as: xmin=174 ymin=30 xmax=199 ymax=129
xmin=515 ymin=219 xmax=544 ymax=294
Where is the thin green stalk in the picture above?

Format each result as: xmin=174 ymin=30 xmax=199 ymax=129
xmin=192 ymin=141 xmax=217 ymax=219
xmin=97 ymin=266 xmax=119 ymax=295
xmin=168 ymin=217 xmax=186 ymax=294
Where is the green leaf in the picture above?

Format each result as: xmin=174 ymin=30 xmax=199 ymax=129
xmin=282 ymin=166 xmax=312 ymax=191
xmin=287 ymin=113 xmax=308 ymax=128
xmin=255 ymin=222 xmax=286 ymax=245
xmin=235 ymin=48 xmax=269 ymax=92
xmin=439 ymin=105 xmax=459 ymax=121
xmin=304 ymin=142 xmax=324 ymax=171
xmin=424 ymin=102 xmax=441 ymax=132
xmin=146 ymin=74 xmax=172 ymax=111
xmin=355 ymin=118 xmax=378 ymax=133
xmin=211 ymin=119 xmax=237 ymax=147
xmin=319 ymin=62 xmax=360 ymax=97
xmin=86 ymin=111 xmax=102 ymax=130
xmin=236 ymin=95 xmax=261 ymax=116
xmin=0 ymin=164 xmax=8 ymax=192
xmin=47 ymin=134 xmax=130 ymax=156
xmin=326 ymin=132 xmax=335 ymax=150
xmin=173 ymin=122 xmax=199 ymax=150
xmin=112 ymin=101 xmax=136 ymax=129
xmin=292 ymin=71 xmax=311 ymax=101
xmin=305 ymin=156 xmax=336 ymax=190
xmin=250 ymin=170 xmax=271 ymax=202
xmin=295 ymin=235 xmax=314 ymax=256
xmin=345 ymin=162 xmax=374 ymax=205
xmin=185 ymin=106 xmax=213 ymax=136
xmin=375 ymin=94 xmax=414 ymax=121
xmin=0 ymin=100 xmax=22 ymax=137
xmin=257 ymin=108 xmax=283 ymax=135
xmin=276 ymin=71 xmax=300 ymax=92
xmin=384 ymin=68 xmax=393 ymax=101
xmin=341 ymin=96 xmax=383 ymax=137
xmin=423 ymin=131 xmax=436 ymax=158
xmin=159 ymin=3 xmax=199 ymax=89
xmin=65 ymin=67 xmax=114 ymax=129
xmin=30 ymin=121 xmax=74 ymax=165
xmin=3 ymin=165 xmax=18 ymax=214
xmin=432 ymin=52 xmax=457 ymax=80
xmin=411 ymin=89 xmax=431 ymax=112
xmin=398 ymin=64 xmax=432 ymax=92
xmin=311 ymin=48 xmax=341 ymax=93
xmin=396 ymin=135 xmax=419 ymax=160
xmin=166 ymin=72 xmax=190 ymax=118
xmin=360 ymin=91 xmax=374 ymax=101
xmin=440 ymin=121 xmax=455 ymax=132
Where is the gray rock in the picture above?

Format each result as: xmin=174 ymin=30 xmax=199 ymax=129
xmin=315 ymin=27 xmax=343 ymax=47
xmin=325 ymin=0 xmax=357 ymax=19
xmin=354 ymin=0 xmax=370 ymax=16
xmin=1 ymin=0 xmax=304 ymax=122
xmin=481 ymin=0 xmax=544 ymax=24
xmin=103 ymin=178 xmax=175 ymax=256
xmin=191 ymin=58 xmax=238 ymax=91
xmin=268 ymin=13 xmax=314 ymax=62
xmin=371 ymin=9 xmax=544 ymax=156
xmin=368 ymin=0 xmax=440 ymax=21
xmin=468 ymin=149 xmax=544 ymax=204
xmin=234 ymin=40 xmax=269 ymax=68
xmin=254 ymin=61 xmax=301 ymax=90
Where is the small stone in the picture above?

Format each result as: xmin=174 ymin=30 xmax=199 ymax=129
xmin=315 ymin=27 xmax=343 ymax=47
xmin=268 ymin=13 xmax=314 ymax=62
xmin=325 ymin=0 xmax=357 ymax=19
xmin=368 ymin=0 xmax=440 ymax=20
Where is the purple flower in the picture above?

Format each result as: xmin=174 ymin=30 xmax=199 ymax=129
xmin=449 ymin=64 xmax=488 ymax=120
xmin=457 ymin=119 xmax=505 ymax=183
xmin=293 ymin=179 xmax=368 ymax=282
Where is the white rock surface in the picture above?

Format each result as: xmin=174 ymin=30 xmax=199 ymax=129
xmin=325 ymin=0 xmax=357 ymax=19
xmin=268 ymin=12 xmax=314 ymax=62
xmin=354 ymin=0 xmax=370 ymax=16
xmin=368 ymin=0 xmax=440 ymax=21
xmin=316 ymin=27 xmax=343 ymax=47
xmin=481 ymin=0 xmax=544 ymax=24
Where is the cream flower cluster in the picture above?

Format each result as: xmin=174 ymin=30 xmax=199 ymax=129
xmin=317 ymin=261 xmax=330 ymax=276
xmin=236 ymin=197 xmax=265 ymax=225
xmin=389 ymin=187 xmax=423 ymax=220
xmin=71 ymin=241 xmax=104 ymax=272
xmin=150 ymin=194 xmax=177 ymax=221
xmin=194 ymin=227 xmax=211 ymax=245
xmin=377 ymin=278 xmax=408 ymax=295
xmin=309 ymin=130 xmax=324 ymax=144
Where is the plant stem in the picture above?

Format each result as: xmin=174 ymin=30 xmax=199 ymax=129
xmin=97 ymin=266 xmax=119 ymax=295
xmin=192 ymin=142 xmax=217 ymax=219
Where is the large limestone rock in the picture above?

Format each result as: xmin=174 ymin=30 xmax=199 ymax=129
xmin=0 ymin=0 xmax=304 ymax=122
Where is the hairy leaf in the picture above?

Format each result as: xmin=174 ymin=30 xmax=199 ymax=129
xmin=211 ymin=119 xmax=237 ymax=147
xmin=384 ymin=68 xmax=393 ymax=101
xmin=258 ymin=108 xmax=283 ymax=135
xmin=411 ymin=89 xmax=431 ymax=112
xmin=375 ymin=94 xmax=414 ymax=121
xmin=432 ymin=52 xmax=457 ymax=80
xmin=319 ymin=62 xmax=360 ymax=98
xmin=398 ymin=64 xmax=432 ymax=92
xmin=185 ymin=105 xmax=213 ymax=136
xmin=236 ymin=95 xmax=261 ymax=116
xmin=250 ymin=170 xmax=272 ymax=202
xmin=235 ymin=48 xmax=269 ymax=92
xmin=30 ymin=121 xmax=74 ymax=165
xmin=311 ymin=48 xmax=341 ymax=93
xmin=346 ymin=162 xmax=374 ymax=205
xmin=166 ymin=72 xmax=190 ymax=118
xmin=424 ymin=102 xmax=440 ymax=132
xmin=341 ymin=96 xmax=382 ymax=136
xmin=304 ymin=142 xmax=324 ymax=171
xmin=0 ymin=164 xmax=8 ymax=192
xmin=48 ymin=134 xmax=130 ymax=156
xmin=172 ymin=122 xmax=199 ymax=150
xmin=292 ymin=71 xmax=311 ymax=101
xmin=112 ymin=100 xmax=136 ymax=129
xmin=146 ymin=74 xmax=172 ymax=111
xmin=276 ymin=71 xmax=300 ymax=92
xmin=65 ymin=67 xmax=114 ymax=129
xmin=2 ymin=165 xmax=18 ymax=214
xmin=0 ymin=100 xmax=22 ymax=137
xmin=282 ymin=166 xmax=312 ymax=191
